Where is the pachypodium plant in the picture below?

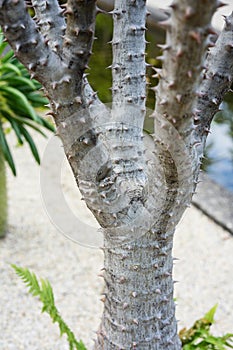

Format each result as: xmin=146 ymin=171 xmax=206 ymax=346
xmin=1 ymin=0 xmax=233 ymax=349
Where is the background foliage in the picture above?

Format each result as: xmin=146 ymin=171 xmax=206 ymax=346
xmin=0 ymin=29 xmax=54 ymax=176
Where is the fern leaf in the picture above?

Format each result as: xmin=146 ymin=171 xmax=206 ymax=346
xmin=12 ymin=265 xmax=87 ymax=350
xmin=12 ymin=264 xmax=41 ymax=297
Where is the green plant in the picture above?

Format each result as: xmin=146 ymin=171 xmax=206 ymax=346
xmin=179 ymin=305 xmax=233 ymax=349
xmin=0 ymin=29 xmax=54 ymax=175
xmin=12 ymin=265 xmax=87 ymax=350
xmin=0 ymin=150 xmax=7 ymax=237
xmin=12 ymin=265 xmax=233 ymax=350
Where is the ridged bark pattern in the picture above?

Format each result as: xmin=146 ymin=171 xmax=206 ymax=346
xmin=95 ymin=230 xmax=179 ymax=350
xmin=31 ymin=0 xmax=66 ymax=53
xmin=192 ymin=13 xmax=233 ymax=179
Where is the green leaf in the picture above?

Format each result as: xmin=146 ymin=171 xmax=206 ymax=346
xmin=204 ymin=304 xmax=218 ymax=324
xmin=11 ymin=265 xmax=41 ymax=297
xmin=26 ymin=91 xmax=48 ymax=107
xmin=9 ymin=119 xmax=24 ymax=145
xmin=0 ymin=122 xmax=16 ymax=175
xmin=19 ymin=126 xmax=40 ymax=164
xmin=40 ymin=117 xmax=55 ymax=132
xmin=0 ymin=41 xmax=8 ymax=56
xmin=0 ymin=85 xmax=39 ymax=122
xmin=0 ymin=62 xmax=21 ymax=76
xmin=4 ymin=76 xmax=37 ymax=91
xmin=1 ymin=49 xmax=14 ymax=63
xmin=8 ymin=115 xmax=47 ymax=137
xmin=12 ymin=265 xmax=88 ymax=350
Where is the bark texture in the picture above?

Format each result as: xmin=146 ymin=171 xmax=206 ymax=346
xmin=1 ymin=0 xmax=233 ymax=349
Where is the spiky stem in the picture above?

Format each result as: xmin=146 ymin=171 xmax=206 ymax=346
xmin=195 ymin=12 xmax=233 ymax=140
xmin=154 ymin=0 xmax=219 ymax=134
xmin=0 ymin=0 xmax=62 ymax=83
xmin=153 ymin=0 xmax=220 ymax=197
xmin=95 ymin=230 xmax=180 ymax=350
xmin=62 ymin=0 xmax=97 ymax=86
xmin=31 ymin=0 xmax=66 ymax=54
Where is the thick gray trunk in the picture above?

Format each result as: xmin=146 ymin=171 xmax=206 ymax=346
xmin=95 ymin=230 xmax=180 ymax=350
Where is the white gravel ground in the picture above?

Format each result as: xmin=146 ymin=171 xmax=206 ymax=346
xmin=1 ymin=131 xmax=233 ymax=350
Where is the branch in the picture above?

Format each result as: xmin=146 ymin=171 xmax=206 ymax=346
xmin=31 ymin=0 xmax=66 ymax=54
xmin=62 ymin=0 xmax=97 ymax=89
xmin=153 ymin=0 xmax=220 ymax=136
xmin=0 ymin=0 xmax=104 ymax=125
xmin=0 ymin=0 xmax=63 ymax=86
xmin=195 ymin=12 xmax=233 ymax=140
xmin=111 ymin=0 xmax=147 ymax=121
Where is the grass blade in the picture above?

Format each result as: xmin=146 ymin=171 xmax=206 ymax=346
xmin=0 ymin=122 xmax=16 ymax=175
xmin=19 ymin=125 xmax=40 ymax=164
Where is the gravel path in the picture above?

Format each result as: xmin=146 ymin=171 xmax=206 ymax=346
xmin=1 ymin=131 xmax=233 ymax=350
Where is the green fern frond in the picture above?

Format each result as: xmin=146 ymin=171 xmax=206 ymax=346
xmin=11 ymin=265 xmax=87 ymax=350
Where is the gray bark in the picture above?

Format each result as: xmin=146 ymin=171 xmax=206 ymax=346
xmin=1 ymin=0 xmax=233 ymax=349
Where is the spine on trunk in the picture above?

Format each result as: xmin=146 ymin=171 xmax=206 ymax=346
xmin=31 ymin=0 xmax=66 ymax=53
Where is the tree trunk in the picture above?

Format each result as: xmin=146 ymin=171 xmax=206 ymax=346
xmin=95 ymin=229 xmax=180 ymax=349
xmin=0 ymin=148 xmax=7 ymax=238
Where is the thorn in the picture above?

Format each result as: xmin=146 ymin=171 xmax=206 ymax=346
xmin=207 ymin=26 xmax=218 ymax=36
xmin=119 ymin=276 xmax=126 ymax=284
xmin=28 ymin=63 xmax=35 ymax=71
xmin=211 ymin=97 xmax=218 ymax=105
xmin=204 ymin=127 xmax=211 ymax=134
xmin=157 ymin=43 xmax=170 ymax=51
xmin=168 ymin=81 xmax=176 ymax=89
xmin=217 ymin=1 xmax=227 ymax=8
xmin=175 ymin=94 xmax=182 ymax=103
xmin=74 ymin=96 xmax=82 ymax=104
xmin=189 ymin=30 xmax=201 ymax=44
xmin=51 ymin=81 xmax=57 ymax=90
xmin=187 ymin=70 xmax=193 ymax=79
xmin=64 ymin=6 xmax=73 ymax=15
xmin=64 ymin=37 xmax=72 ymax=45
xmin=45 ymin=111 xmax=57 ymax=118
xmin=158 ymin=98 xmax=168 ymax=106
xmin=157 ymin=55 xmax=164 ymax=62
xmin=158 ymin=19 xmax=172 ymax=30
xmin=96 ymin=6 xmax=105 ymax=15
xmin=225 ymin=44 xmax=233 ymax=52
xmin=185 ymin=6 xmax=196 ymax=19
xmin=176 ymin=47 xmax=184 ymax=58
xmin=15 ymin=43 xmax=21 ymax=52
xmin=169 ymin=1 xmax=178 ymax=10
